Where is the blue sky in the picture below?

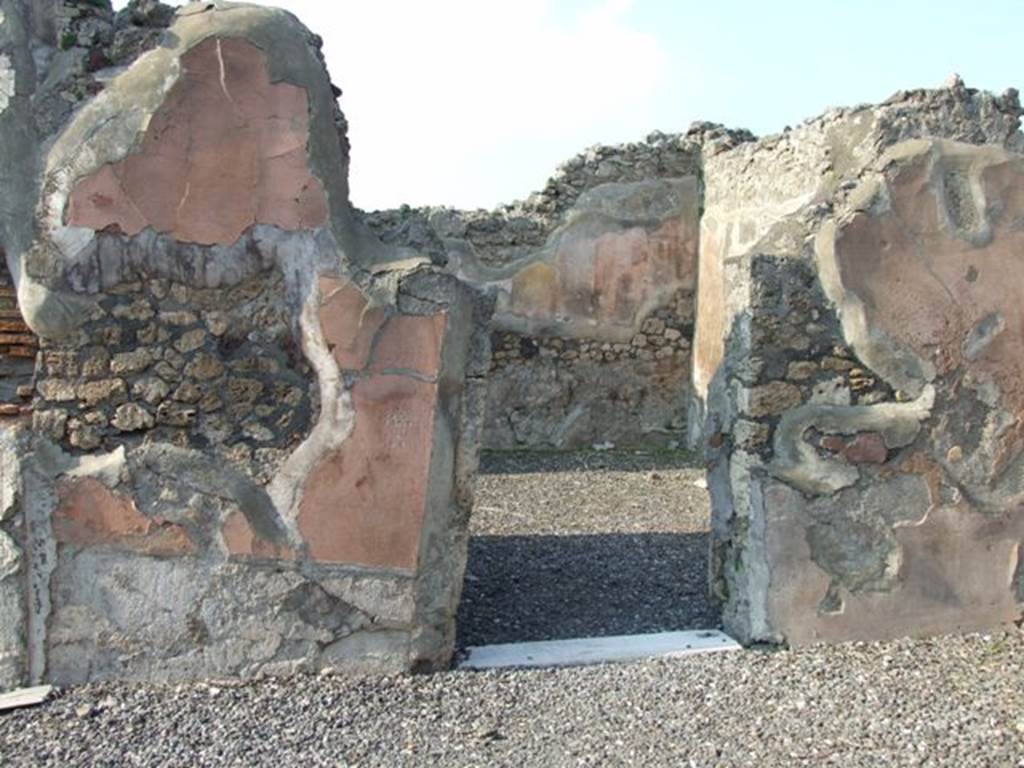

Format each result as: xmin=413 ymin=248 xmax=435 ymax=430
xmin=114 ymin=1 xmax=1021 ymax=210
xmin=631 ymin=1 xmax=1020 ymax=135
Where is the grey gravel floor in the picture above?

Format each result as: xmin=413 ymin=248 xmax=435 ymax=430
xmin=3 ymin=450 xmax=1023 ymax=767
xmin=2 ymin=632 xmax=1023 ymax=767
xmin=457 ymin=450 xmax=719 ymax=647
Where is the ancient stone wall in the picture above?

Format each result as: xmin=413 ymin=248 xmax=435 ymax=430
xmin=0 ymin=0 xmax=491 ymax=689
xmin=693 ymin=80 xmax=1024 ymax=645
xmin=364 ymin=136 xmax=703 ymax=449
xmin=2 ymin=0 xmax=1023 ymax=690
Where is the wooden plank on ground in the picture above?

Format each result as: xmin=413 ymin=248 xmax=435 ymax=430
xmin=0 ymin=685 xmax=54 ymax=712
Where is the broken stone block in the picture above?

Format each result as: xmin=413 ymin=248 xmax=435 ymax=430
xmin=111 ymin=402 xmax=154 ymax=432
xmin=183 ymin=353 xmax=224 ymax=382
xmin=173 ymin=329 xmax=207 ymax=354
xmin=747 ymin=381 xmax=802 ymax=417
xmin=132 ymin=376 xmax=170 ymax=406
xmin=76 ymin=379 xmax=129 ymax=408
xmin=110 ymin=347 xmax=155 ymax=375
xmin=32 ymin=410 xmax=68 ymax=441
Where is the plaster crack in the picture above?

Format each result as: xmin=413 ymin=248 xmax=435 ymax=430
xmin=215 ymin=39 xmax=239 ymax=114
xmin=176 ymin=182 xmax=192 ymax=219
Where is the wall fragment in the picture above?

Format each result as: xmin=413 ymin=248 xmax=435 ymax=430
xmin=697 ymin=84 xmax=1024 ymax=645
xmin=0 ymin=1 xmax=493 ymax=688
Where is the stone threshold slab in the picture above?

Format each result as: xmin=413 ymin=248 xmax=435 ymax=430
xmin=458 ymin=629 xmax=741 ymax=670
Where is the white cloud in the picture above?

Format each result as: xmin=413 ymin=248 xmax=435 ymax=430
xmin=112 ymin=0 xmax=667 ymax=210
xmin=334 ymin=0 xmax=667 ymax=208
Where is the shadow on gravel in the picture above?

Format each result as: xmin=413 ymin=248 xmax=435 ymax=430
xmin=456 ymin=532 xmax=720 ymax=648
xmin=478 ymin=451 xmax=697 ymax=476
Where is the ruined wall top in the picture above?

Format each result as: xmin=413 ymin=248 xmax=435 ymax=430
xmin=689 ymin=77 xmax=1022 ymax=410
xmin=362 ymin=78 xmax=1021 ymax=271
xmin=4 ymin=0 xmax=346 ymax=149
xmin=0 ymin=0 xmax=428 ymax=345
xmin=361 ymin=130 xmax=706 ymax=268
xmin=704 ymin=78 xmax=1021 ymax=211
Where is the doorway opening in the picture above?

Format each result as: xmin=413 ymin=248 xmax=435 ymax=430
xmin=456 ymin=449 xmax=720 ymax=655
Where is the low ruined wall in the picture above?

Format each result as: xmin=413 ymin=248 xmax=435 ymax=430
xmin=0 ymin=1 xmax=491 ymax=689
xmin=366 ymin=137 xmax=702 ymax=448
xmin=485 ymin=286 xmax=693 ymax=448
xmin=695 ymin=81 xmax=1024 ymax=645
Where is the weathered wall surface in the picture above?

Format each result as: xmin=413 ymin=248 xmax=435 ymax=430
xmin=0 ymin=0 xmax=492 ymax=689
xmin=691 ymin=84 xmax=1024 ymax=441
xmin=695 ymin=81 xmax=1024 ymax=645
xmin=365 ymin=137 xmax=702 ymax=449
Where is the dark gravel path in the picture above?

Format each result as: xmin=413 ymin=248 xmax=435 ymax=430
xmin=457 ymin=450 xmax=718 ymax=647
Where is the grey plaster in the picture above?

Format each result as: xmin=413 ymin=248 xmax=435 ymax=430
xmin=410 ymin=275 xmax=488 ymax=669
xmin=769 ymin=387 xmax=935 ymax=495
xmin=45 ymin=551 xmax=394 ymax=684
xmin=0 ymin=0 xmax=40 ymax=287
xmin=0 ymin=428 xmax=25 ymax=689
xmin=21 ymin=444 xmax=58 ymax=683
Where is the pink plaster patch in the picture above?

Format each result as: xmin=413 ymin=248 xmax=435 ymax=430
xmin=369 ymin=313 xmax=448 ymax=378
xmin=303 ymin=275 xmax=451 ymax=569
xmin=221 ymin=509 xmax=295 ymax=560
xmin=298 ymin=374 xmax=441 ymax=570
xmin=835 ymin=153 xmax=1024 ymax=414
xmin=317 ymin=276 xmax=449 ymax=378
xmin=509 ymin=216 xmax=697 ymax=331
xmin=317 ymin=277 xmax=387 ymax=371
xmin=821 ymin=432 xmax=888 ymax=464
xmin=844 ymin=433 xmax=888 ymax=464
xmin=66 ymin=37 xmax=328 ymax=245
xmin=54 ymin=477 xmax=195 ymax=557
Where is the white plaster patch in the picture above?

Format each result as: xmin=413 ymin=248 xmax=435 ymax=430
xmin=0 ymin=531 xmax=19 ymax=580
xmin=0 ymin=54 xmax=14 ymax=115
xmin=65 ymin=446 xmax=127 ymax=487
xmin=265 ymin=243 xmax=355 ymax=536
